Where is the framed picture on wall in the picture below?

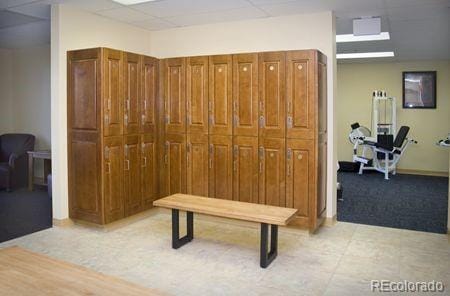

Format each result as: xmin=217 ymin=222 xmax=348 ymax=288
xmin=402 ymin=71 xmax=437 ymax=109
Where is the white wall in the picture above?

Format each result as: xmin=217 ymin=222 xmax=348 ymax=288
xmin=150 ymin=12 xmax=338 ymax=219
xmin=0 ymin=48 xmax=13 ymax=134
xmin=51 ymin=5 xmax=152 ymax=219
xmin=51 ymin=5 xmax=337 ymax=220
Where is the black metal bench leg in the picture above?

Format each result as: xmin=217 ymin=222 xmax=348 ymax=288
xmin=260 ymin=223 xmax=278 ymax=268
xmin=172 ymin=209 xmax=194 ymax=249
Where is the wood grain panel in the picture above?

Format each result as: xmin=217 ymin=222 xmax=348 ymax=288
xmin=124 ymin=135 xmax=141 ymax=216
xmin=259 ymin=137 xmax=285 ymax=206
xmin=259 ymin=52 xmax=285 ymax=138
xmin=209 ymin=55 xmax=232 ymax=135
xmin=103 ymin=48 xmax=123 ymax=137
xmin=162 ymin=133 xmax=186 ymax=196
xmin=123 ymin=52 xmax=140 ymax=134
xmin=103 ymin=136 xmax=124 ymax=223
xmin=233 ymin=53 xmax=258 ymax=136
xmin=141 ymin=134 xmax=157 ymax=210
xmin=164 ymin=58 xmax=186 ymax=134
xmin=209 ymin=135 xmax=232 ymax=200
xmin=187 ymin=56 xmax=208 ymax=134
xmin=141 ymin=56 xmax=158 ymax=134
xmin=233 ymin=136 xmax=259 ymax=203
xmin=187 ymin=133 xmax=208 ymax=196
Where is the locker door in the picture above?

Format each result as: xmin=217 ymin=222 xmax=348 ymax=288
xmin=259 ymin=52 xmax=286 ymax=138
xmin=162 ymin=133 xmax=186 ymax=196
xmin=286 ymin=139 xmax=314 ymax=221
xmin=233 ymin=53 xmax=258 ymax=136
xmin=259 ymin=138 xmax=285 ymax=206
xmin=103 ymin=136 xmax=124 ymax=223
xmin=187 ymin=56 xmax=208 ymax=134
xmin=233 ymin=136 xmax=258 ymax=203
xmin=187 ymin=133 xmax=208 ymax=196
xmin=123 ymin=52 xmax=140 ymax=134
xmin=209 ymin=135 xmax=233 ymax=200
xmin=209 ymin=55 xmax=232 ymax=135
xmin=103 ymin=49 xmax=123 ymax=137
xmin=164 ymin=58 xmax=186 ymax=134
xmin=141 ymin=56 xmax=158 ymax=134
xmin=286 ymin=50 xmax=315 ymax=139
xmin=124 ymin=135 xmax=141 ymax=216
xmin=141 ymin=134 xmax=157 ymax=210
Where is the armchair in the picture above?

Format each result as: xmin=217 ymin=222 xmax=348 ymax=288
xmin=0 ymin=134 xmax=35 ymax=191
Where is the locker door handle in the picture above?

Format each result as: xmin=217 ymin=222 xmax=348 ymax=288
xmin=164 ymin=154 xmax=168 ymax=165
xmin=209 ymin=158 xmax=212 ymax=169
xmin=287 ymin=164 xmax=291 ymax=177
xmin=187 ymin=153 xmax=190 ymax=168
xmin=233 ymin=160 xmax=237 ymax=171
xmin=125 ymin=160 xmax=130 ymax=171
xmin=106 ymin=162 xmax=111 ymax=174
xmin=142 ymin=157 xmax=147 ymax=168
xmin=287 ymin=116 xmax=293 ymax=129
xmin=259 ymin=162 xmax=263 ymax=173
xmin=259 ymin=116 xmax=265 ymax=128
xmin=104 ymin=114 xmax=109 ymax=125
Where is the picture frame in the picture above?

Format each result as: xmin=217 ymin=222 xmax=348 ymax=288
xmin=402 ymin=71 xmax=437 ymax=109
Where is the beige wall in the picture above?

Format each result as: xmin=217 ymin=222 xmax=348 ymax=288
xmin=337 ymin=60 xmax=450 ymax=173
xmin=51 ymin=5 xmax=337 ymax=219
xmin=150 ymin=12 xmax=338 ymax=218
xmin=0 ymin=48 xmax=13 ymax=134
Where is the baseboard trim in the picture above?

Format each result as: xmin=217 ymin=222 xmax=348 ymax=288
xmin=52 ymin=218 xmax=74 ymax=227
xmin=323 ymin=215 xmax=337 ymax=227
xmin=396 ymin=169 xmax=448 ymax=177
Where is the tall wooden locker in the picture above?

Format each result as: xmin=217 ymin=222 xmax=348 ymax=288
xmin=124 ymin=135 xmax=141 ymax=216
xmin=258 ymin=137 xmax=286 ymax=207
xmin=233 ymin=136 xmax=259 ymax=203
xmin=164 ymin=58 xmax=186 ymax=134
xmin=162 ymin=133 xmax=187 ymax=197
xmin=187 ymin=56 xmax=208 ymax=134
xmin=258 ymin=52 xmax=286 ymax=139
xmin=209 ymin=135 xmax=233 ymax=200
xmin=209 ymin=55 xmax=232 ymax=135
xmin=233 ymin=53 xmax=258 ymax=137
xmin=123 ymin=52 xmax=140 ymax=135
xmin=103 ymin=49 xmax=123 ymax=137
xmin=187 ymin=133 xmax=209 ymax=196
xmin=141 ymin=56 xmax=158 ymax=135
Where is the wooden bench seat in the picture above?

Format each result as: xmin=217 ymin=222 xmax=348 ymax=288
xmin=153 ymin=194 xmax=298 ymax=268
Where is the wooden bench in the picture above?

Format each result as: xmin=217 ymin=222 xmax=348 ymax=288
xmin=153 ymin=194 xmax=298 ymax=268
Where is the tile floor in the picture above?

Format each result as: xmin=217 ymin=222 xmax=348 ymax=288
xmin=1 ymin=210 xmax=449 ymax=295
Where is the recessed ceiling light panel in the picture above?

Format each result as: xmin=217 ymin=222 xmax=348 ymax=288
xmin=336 ymin=52 xmax=395 ymax=59
xmin=112 ymin=0 xmax=157 ymax=5
xmin=336 ymin=32 xmax=390 ymax=43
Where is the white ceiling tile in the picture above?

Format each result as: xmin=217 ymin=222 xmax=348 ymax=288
xmin=0 ymin=20 xmax=50 ymax=48
xmin=387 ymin=5 xmax=449 ymax=21
xmin=7 ymin=2 xmax=51 ymax=19
xmin=259 ymin=1 xmax=329 ymax=16
xmin=164 ymin=6 xmax=267 ymax=27
xmin=46 ymin=0 xmax=122 ymax=12
xmin=132 ymin=17 xmax=176 ymax=31
xmin=248 ymin=0 xmax=296 ymax=4
xmin=0 ymin=10 xmax=41 ymax=29
xmin=0 ymin=0 xmax=37 ymax=9
xmin=96 ymin=7 xmax=151 ymax=23
xmin=132 ymin=0 xmax=251 ymax=18
xmin=384 ymin=0 xmax=450 ymax=8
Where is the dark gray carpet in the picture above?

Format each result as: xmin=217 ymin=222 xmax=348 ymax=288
xmin=337 ymin=172 xmax=449 ymax=234
xmin=0 ymin=188 xmax=52 ymax=243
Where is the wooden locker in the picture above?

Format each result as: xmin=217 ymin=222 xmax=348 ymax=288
xmin=233 ymin=136 xmax=259 ymax=203
xmin=103 ymin=136 xmax=124 ymax=223
xmin=123 ymin=52 xmax=140 ymax=135
xmin=124 ymin=135 xmax=141 ymax=216
xmin=67 ymin=48 xmax=101 ymax=132
xmin=209 ymin=55 xmax=232 ymax=135
xmin=187 ymin=133 xmax=209 ymax=197
xmin=286 ymin=139 xmax=314 ymax=226
xmin=233 ymin=53 xmax=258 ymax=137
xmin=103 ymin=48 xmax=123 ymax=137
xmin=164 ymin=58 xmax=186 ymax=134
xmin=162 ymin=133 xmax=187 ymax=197
xmin=258 ymin=137 xmax=285 ymax=207
xmin=286 ymin=51 xmax=315 ymax=139
xmin=141 ymin=56 xmax=158 ymax=134
xmin=68 ymin=131 xmax=102 ymax=224
xmin=258 ymin=52 xmax=286 ymax=138
xmin=209 ymin=135 xmax=233 ymax=200
xmin=187 ymin=56 xmax=208 ymax=134
xmin=141 ymin=134 xmax=157 ymax=210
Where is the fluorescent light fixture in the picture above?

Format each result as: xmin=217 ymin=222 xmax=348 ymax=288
xmin=336 ymin=52 xmax=395 ymax=59
xmin=336 ymin=32 xmax=390 ymax=43
xmin=112 ymin=0 xmax=156 ymax=5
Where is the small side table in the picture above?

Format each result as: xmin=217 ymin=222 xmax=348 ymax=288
xmin=28 ymin=150 xmax=52 ymax=191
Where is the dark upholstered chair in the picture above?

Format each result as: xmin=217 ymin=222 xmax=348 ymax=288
xmin=0 ymin=134 xmax=35 ymax=191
